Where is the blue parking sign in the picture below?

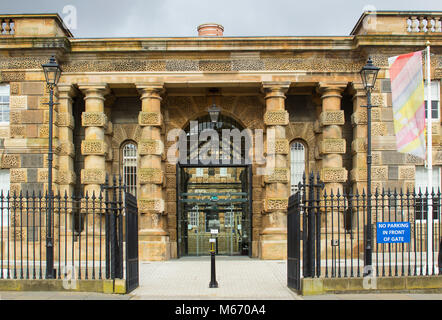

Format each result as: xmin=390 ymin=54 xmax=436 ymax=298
xmin=376 ymin=222 xmax=410 ymax=244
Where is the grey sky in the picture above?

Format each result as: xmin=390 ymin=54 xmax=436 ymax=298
xmin=2 ymin=0 xmax=441 ymax=38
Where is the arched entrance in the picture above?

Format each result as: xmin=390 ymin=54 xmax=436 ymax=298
xmin=176 ymin=114 xmax=252 ymax=257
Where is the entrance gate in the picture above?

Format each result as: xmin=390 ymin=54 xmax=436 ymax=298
xmin=102 ymin=175 xmax=139 ymax=293
xmin=177 ymin=164 xmax=252 ymax=257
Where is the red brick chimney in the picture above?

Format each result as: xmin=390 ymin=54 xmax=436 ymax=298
xmin=197 ymin=23 xmax=224 ymax=37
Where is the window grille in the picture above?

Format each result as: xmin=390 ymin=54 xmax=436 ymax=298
xmin=290 ymin=141 xmax=306 ymax=194
xmin=0 ymin=84 xmax=10 ymax=123
xmin=122 ymin=143 xmax=137 ymax=196
xmin=415 ymin=166 xmax=441 ymax=220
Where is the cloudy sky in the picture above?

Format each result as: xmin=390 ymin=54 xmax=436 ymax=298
xmin=3 ymin=0 xmax=441 ymax=37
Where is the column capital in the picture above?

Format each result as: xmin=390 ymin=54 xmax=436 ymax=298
xmin=317 ymin=82 xmax=347 ymax=98
xmin=78 ymin=83 xmax=110 ymax=101
xmin=349 ymin=82 xmax=367 ymax=100
xmin=136 ymin=82 xmax=165 ymax=100
xmin=261 ymin=81 xmax=290 ymax=99
xmin=57 ymin=83 xmax=77 ymax=99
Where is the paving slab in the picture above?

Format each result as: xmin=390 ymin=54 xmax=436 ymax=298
xmin=132 ymin=256 xmax=300 ymax=300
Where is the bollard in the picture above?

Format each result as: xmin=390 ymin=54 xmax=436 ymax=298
xmin=209 ymin=239 xmax=218 ymax=288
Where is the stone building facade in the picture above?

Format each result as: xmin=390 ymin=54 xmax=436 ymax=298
xmin=0 ymin=11 xmax=441 ymax=261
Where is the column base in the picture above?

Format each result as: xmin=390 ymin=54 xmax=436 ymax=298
xmin=259 ymin=228 xmax=287 ymax=260
xmin=139 ymin=229 xmax=170 ymax=261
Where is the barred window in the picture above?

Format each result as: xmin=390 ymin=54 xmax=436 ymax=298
xmin=415 ymin=166 xmax=441 ymax=220
xmin=189 ymin=206 xmax=199 ymax=227
xmin=0 ymin=169 xmax=9 ymax=227
xmin=0 ymin=85 xmax=10 ymax=123
xmin=224 ymin=210 xmax=234 ymax=227
xmin=122 ymin=143 xmax=137 ymax=196
xmin=424 ymin=80 xmax=440 ymax=121
xmin=290 ymin=141 xmax=306 ymax=194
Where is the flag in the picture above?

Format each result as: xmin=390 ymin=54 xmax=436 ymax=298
xmin=388 ymin=51 xmax=426 ymax=159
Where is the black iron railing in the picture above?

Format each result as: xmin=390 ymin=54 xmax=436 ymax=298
xmin=290 ymin=173 xmax=442 ymax=279
xmin=0 ymin=176 xmax=136 ymax=282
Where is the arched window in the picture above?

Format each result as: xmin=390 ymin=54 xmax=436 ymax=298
xmin=290 ymin=141 xmax=306 ymax=194
xmin=122 ymin=142 xmax=137 ymax=196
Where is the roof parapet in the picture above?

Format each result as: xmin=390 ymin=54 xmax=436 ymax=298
xmin=351 ymin=11 xmax=442 ymax=35
xmin=0 ymin=14 xmax=73 ymax=38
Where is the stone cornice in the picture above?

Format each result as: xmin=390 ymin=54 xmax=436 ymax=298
xmin=1 ymin=34 xmax=440 ymax=54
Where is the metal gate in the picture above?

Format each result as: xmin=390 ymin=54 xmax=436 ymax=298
xmin=287 ymin=191 xmax=301 ymax=290
xmin=102 ymin=175 xmax=139 ymax=293
xmin=287 ymin=173 xmax=324 ymax=291
xmin=125 ymin=192 xmax=139 ymax=293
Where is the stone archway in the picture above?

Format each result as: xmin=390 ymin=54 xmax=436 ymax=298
xmin=163 ymin=94 xmax=265 ymax=258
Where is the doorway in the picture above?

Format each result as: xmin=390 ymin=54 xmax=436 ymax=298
xmin=177 ymin=164 xmax=252 ymax=257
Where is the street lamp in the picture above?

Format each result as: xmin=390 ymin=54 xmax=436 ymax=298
xmin=208 ymin=104 xmax=220 ymax=123
xmin=42 ymin=55 xmax=62 ymax=279
xmin=360 ymin=57 xmax=380 ymax=276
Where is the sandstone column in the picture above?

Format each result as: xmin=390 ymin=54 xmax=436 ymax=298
xmin=57 ymin=84 xmax=76 ymax=196
xmin=136 ymin=83 xmax=169 ymax=261
xmin=350 ymin=83 xmax=368 ymax=194
xmin=78 ymin=84 xmax=110 ymax=195
xmin=317 ymin=82 xmax=348 ymax=194
xmin=260 ymin=81 xmax=290 ymax=260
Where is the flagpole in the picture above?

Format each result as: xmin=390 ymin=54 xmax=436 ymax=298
xmin=425 ymin=41 xmax=433 ymax=275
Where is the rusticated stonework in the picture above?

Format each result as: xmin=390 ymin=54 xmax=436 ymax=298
xmin=57 ymin=112 xmax=75 ymax=128
xmin=264 ymin=111 xmax=289 ymax=126
xmin=319 ymin=139 xmax=346 ymax=155
xmin=58 ymin=170 xmax=76 ymax=185
xmin=10 ymin=168 xmax=26 ymax=183
xmin=372 ymin=166 xmax=388 ymax=181
xmin=10 ymin=111 xmax=22 ymax=125
xmin=139 ymin=168 xmax=164 ymax=184
xmin=1 ymin=154 xmax=20 ymax=168
xmin=0 ymin=71 xmax=25 ymax=82
xmin=81 ymin=140 xmax=108 ymax=155
xmin=138 ymin=112 xmax=162 ymax=127
xmin=81 ymin=112 xmax=107 ymax=127
xmin=138 ymin=198 xmax=165 ymax=214
xmin=9 ymin=96 xmax=27 ymax=109
xmin=80 ymin=169 xmax=106 ymax=184
xmin=37 ymin=168 xmax=58 ymax=183
xmin=371 ymin=93 xmax=386 ymax=107
xmin=319 ymin=111 xmax=345 ymax=126
xmin=321 ymin=167 xmax=347 ymax=182
xmin=264 ymin=168 xmax=289 ymax=183
xmin=263 ymin=198 xmax=288 ymax=212
xmin=139 ymin=139 xmax=163 ymax=155
xmin=352 ymin=138 xmax=367 ymax=154
xmin=274 ymin=139 xmax=289 ymax=154
xmin=59 ymin=142 xmax=75 ymax=157
xmin=10 ymin=125 xmax=25 ymax=138
xmin=398 ymin=166 xmax=415 ymax=180
xmin=350 ymin=168 xmax=367 ymax=182
xmin=371 ymin=122 xmax=388 ymax=136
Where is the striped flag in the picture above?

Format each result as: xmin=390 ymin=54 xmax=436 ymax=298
xmin=388 ymin=51 xmax=426 ymax=159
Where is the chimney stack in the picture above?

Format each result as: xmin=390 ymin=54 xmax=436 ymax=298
xmin=197 ymin=23 xmax=224 ymax=37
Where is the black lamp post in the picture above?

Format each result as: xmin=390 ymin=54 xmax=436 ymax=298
xmin=360 ymin=57 xmax=380 ymax=276
xmin=42 ymin=55 xmax=62 ymax=279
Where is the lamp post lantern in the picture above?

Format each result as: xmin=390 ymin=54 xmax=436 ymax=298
xmin=360 ymin=57 xmax=380 ymax=276
xmin=42 ymin=55 xmax=62 ymax=279
xmin=208 ymin=103 xmax=220 ymax=123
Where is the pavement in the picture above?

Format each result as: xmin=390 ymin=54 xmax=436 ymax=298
xmin=0 ymin=256 xmax=441 ymax=300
